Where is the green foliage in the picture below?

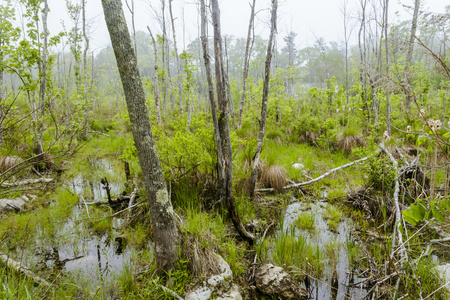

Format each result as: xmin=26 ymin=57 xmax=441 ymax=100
xmin=403 ymin=198 xmax=450 ymax=226
xmin=363 ymin=156 xmax=396 ymax=192
xmin=323 ymin=205 xmax=343 ymax=230
xmin=295 ymin=211 xmax=315 ymax=231
xmin=220 ymin=241 xmax=245 ymax=277
xmin=272 ymin=229 xmax=308 ymax=269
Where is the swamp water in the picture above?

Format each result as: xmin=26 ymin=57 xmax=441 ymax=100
xmin=7 ymin=157 xmax=141 ymax=295
xmin=277 ymin=199 xmax=369 ymax=299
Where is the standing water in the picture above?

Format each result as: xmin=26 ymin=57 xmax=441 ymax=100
xmin=279 ymin=199 xmax=369 ymax=299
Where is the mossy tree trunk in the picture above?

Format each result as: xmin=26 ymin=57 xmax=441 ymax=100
xmin=249 ymin=0 xmax=277 ymax=200
xmin=101 ymin=0 xmax=179 ymax=272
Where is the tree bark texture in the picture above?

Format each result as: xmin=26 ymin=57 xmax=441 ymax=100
xmin=101 ymin=0 xmax=179 ymax=272
xmin=168 ymin=0 xmax=184 ymax=113
xmin=384 ymin=0 xmax=391 ymax=135
xmin=238 ymin=0 xmax=256 ymax=129
xmin=82 ymin=0 xmax=90 ymax=138
xmin=249 ymin=0 xmax=277 ymax=200
xmin=36 ymin=0 xmax=48 ymax=158
xmin=224 ymin=37 xmax=236 ymax=131
xmin=404 ymin=0 xmax=420 ymax=111
xmin=204 ymin=0 xmax=255 ymax=244
xmin=147 ymin=26 xmax=162 ymax=125
xmin=0 ymin=38 xmax=3 ymax=146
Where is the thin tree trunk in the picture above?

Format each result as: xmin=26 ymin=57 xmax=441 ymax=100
xmin=36 ymin=0 xmax=48 ymax=157
xmin=65 ymin=58 xmax=72 ymax=121
xmin=0 ymin=37 xmax=3 ymax=146
xmin=147 ymin=26 xmax=162 ymax=125
xmin=249 ymin=0 xmax=277 ymax=201
xmin=238 ymin=0 xmax=256 ymax=129
xmin=161 ymin=0 xmax=174 ymax=112
xmin=204 ymin=0 xmax=255 ymax=244
xmin=82 ymin=0 xmax=90 ymax=138
xmin=125 ymin=0 xmax=137 ymax=57
xmin=224 ymin=37 xmax=236 ymax=131
xmin=404 ymin=0 xmax=420 ymax=112
xmin=101 ymin=0 xmax=179 ymax=272
xmin=358 ymin=0 xmax=371 ymax=124
xmin=385 ymin=0 xmax=391 ymax=136
xmin=168 ymin=0 xmax=183 ymax=113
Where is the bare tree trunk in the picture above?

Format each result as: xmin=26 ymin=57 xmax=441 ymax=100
xmin=342 ymin=0 xmax=350 ymax=106
xmin=36 ymin=0 xmax=48 ymax=157
xmin=249 ymin=0 xmax=277 ymax=201
xmin=81 ymin=0 xmax=90 ymax=138
xmin=161 ymin=0 xmax=174 ymax=112
xmin=384 ymin=0 xmax=391 ymax=136
xmin=147 ymin=26 xmax=162 ymax=125
xmin=101 ymin=0 xmax=179 ymax=272
xmin=224 ymin=37 xmax=236 ymax=131
xmin=358 ymin=0 xmax=371 ymax=124
xmin=238 ymin=0 xmax=256 ymax=129
xmin=0 ymin=38 xmax=4 ymax=146
xmin=168 ymin=0 xmax=184 ymax=113
xmin=125 ymin=0 xmax=137 ymax=57
xmin=203 ymin=0 xmax=255 ymax=244
xmin=404 ymin=0 xmax=420 ymax=112
xmin=65 ymin=58 xmax=72 ymax=121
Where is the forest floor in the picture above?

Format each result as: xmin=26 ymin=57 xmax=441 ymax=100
xmin=1 ymin=132 xmax=450 ymax=299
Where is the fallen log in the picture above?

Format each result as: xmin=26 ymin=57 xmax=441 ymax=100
xmin=0 ymin=195 xmax=36 ymax=213
xmin=1 ymin=178 xmax=53 ymax=187
xmin=0 ymin=253 xmax=51 ymax=287
xmin=379 ymin=143 xmax=409 ymax=265
xmin=256 ymin=156 xmax=370 ymax=192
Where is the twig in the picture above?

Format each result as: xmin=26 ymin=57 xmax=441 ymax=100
xmin=89 ymin=131 xmax=110 ymax=137
xmin=423 ymin=281 xmax=450 ymax=299
xmin=0 ymin=178 xmax=53 ymax=187
xmin=127 ymin=188 xmax=138 ymax=219
xmin=155 ymin=283 xmax=184 ymax=300
xmin=0 ymin=152 xmax=46 ymax=178
xmin=80 ymin=195 xmax=90 ymax=218
xmin=106 ymin=200 xmax=144 ymax=219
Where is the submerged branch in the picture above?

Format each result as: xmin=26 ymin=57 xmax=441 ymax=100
xmin=0 ymin=253 xmax=52 ymax=287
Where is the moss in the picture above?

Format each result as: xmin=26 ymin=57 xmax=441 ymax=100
xmin=323 ymin=205 xmax=343 ymax=231
xmin=295 ymin=211 xmax=315 ymax=231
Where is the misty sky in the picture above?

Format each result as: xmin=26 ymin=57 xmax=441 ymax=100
xmin=34 ymin=0 xmax=449 ymax=54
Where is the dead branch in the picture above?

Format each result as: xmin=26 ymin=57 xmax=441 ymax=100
xmin=379 ymin=143 xmax=409 ymax=264
xmin=0 ymin=178 xmax=53 ymax=187
xmin=89 ymin=130 xmax=110 ymax=137
xmin=0 ymin=253 xmax=51 ymax=287
xmin=155 ymin=283 xmax=184 ymax=300
xmin=127 ymin=187 xmax=137 ymax=219
xmin=80 ymin=195 xmax=90 ymax=218
xmin=256 ymin=156 xmax=370 ymax=192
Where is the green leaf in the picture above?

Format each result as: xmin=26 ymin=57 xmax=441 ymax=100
xmin=431 ymin=202 xmax=444 ymax=222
